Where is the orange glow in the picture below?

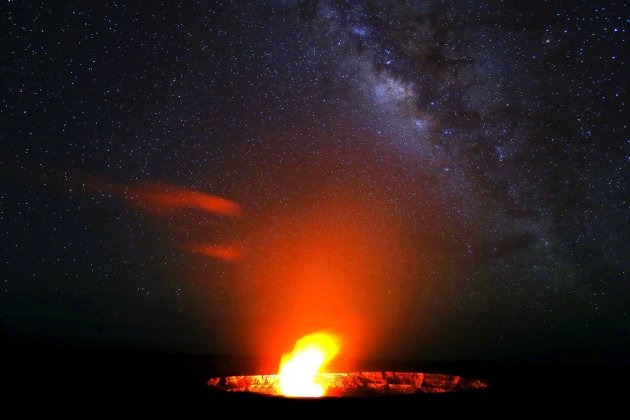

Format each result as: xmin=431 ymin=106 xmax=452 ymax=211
xmin=278 ymin=332 xmax=340 ymax=397
xmin=237 ymin=192 xmax=424 ymax=368
xmin=186 ymin=243 xmax=242 ymax=261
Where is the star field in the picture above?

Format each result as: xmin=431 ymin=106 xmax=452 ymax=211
xmin=1 ymin=1 xmax=628 ymax=361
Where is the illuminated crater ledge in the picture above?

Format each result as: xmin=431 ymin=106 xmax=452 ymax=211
xmin=207 ymin=372 xmax=489 ymax=397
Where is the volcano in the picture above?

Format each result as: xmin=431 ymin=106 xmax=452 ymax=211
xmin=208 ymin=331 xmax=487 ymax=397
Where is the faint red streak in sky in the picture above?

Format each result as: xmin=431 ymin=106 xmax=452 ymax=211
xmin=185 ymin=243 xmax=243 ymax=261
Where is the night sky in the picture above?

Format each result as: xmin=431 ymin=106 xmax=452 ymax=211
xmin=2 ymin=1 xmax=628 ymax=363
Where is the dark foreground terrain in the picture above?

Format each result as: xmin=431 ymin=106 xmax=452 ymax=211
xmin=3 ymin=343 xmax=627 ymax=415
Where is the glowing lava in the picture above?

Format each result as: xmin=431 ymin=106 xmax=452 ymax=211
xmin=207 ymin=333 xmax=489 ymax=397
xmin=278 ymin=332 xmax=340 ymax=397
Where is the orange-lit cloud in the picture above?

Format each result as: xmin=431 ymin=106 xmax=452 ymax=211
xmin=88 ymin=179 xmax=243 ymax=261
xmin=105 ymin=181 xmax=241 ymax=217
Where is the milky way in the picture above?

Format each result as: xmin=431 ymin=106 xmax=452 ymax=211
xmin=1 ymin=1 xmax=628 ymax=361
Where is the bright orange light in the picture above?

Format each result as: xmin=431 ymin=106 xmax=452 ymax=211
xmin=278 ymin=332 xmax=340 ymax=397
